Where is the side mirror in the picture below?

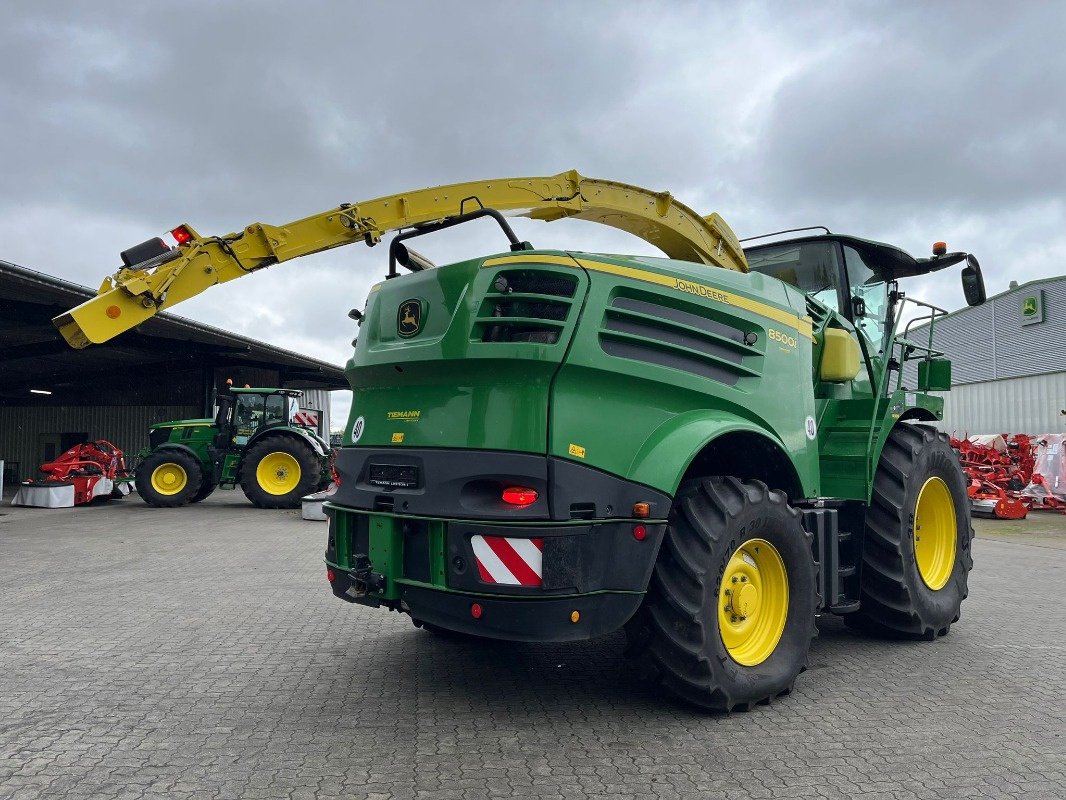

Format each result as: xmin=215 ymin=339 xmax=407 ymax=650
xmin=961 ymin=254 xmax=986 ymax=306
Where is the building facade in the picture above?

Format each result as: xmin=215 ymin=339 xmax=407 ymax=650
xmin=904 ymin=276 xmax=1066 ymax=435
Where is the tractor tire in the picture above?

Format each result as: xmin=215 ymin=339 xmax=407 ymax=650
xmin=135 ymin=449 xmax=204 ymax=508
xmin=846 ymin=423 xmax=973 ymax=640
xmin=189 ymin=478 xmax=217 ymax=503
xmin=240 ymin=435 xmax=321 ymax=509
xmin=625 ymin=477 xmax=818 ymax=712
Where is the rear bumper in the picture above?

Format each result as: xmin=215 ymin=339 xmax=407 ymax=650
xmin=324 ymin=505 xmax=666 ymax=642
xmin=330 ymin=574 xmax=642 ymax=642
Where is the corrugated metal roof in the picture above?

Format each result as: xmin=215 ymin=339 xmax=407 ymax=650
xmin=1 ymin=259 xmax=348 ymax=400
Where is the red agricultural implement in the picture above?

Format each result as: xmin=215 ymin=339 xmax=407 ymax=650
xmin=11 ymin=440 xmax=132 ymax=508
xmin=951 ymin=433 xmax=1066 ymax=519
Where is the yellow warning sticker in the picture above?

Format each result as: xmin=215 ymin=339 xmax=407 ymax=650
xmin=568 ymin=443 xmax=586 ymax=458
xmin=391 ymin=432 xmax=405 ymax=443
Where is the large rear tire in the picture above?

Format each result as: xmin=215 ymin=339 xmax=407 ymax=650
xmin=625 ymin=477 xmax=818 ymax=712
xmin=240 ymin=435 xmax=321 ymax=509
xmin=846 ymin=423 xmax=973 ymax=639
xmin=135 ymin=449 xmax=203 ymax=508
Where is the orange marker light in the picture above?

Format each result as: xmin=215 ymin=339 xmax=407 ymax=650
xmin=105 ymin=305 xmax=121 ymax=319
xmin=932 ymin=241 xmax=947 ymax=256
xmin=570 ymin=610 xmax=581 ymax=623
xmin=633 ymin=502 xmax=650 ymax=518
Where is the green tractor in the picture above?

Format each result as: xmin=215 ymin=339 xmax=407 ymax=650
xmin=134 ymin=386 xmax=332 ymax=508
xmin=56 ymin=172 xmax=988 ymax=711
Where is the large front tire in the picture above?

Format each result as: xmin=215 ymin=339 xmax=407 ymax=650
xmin=135 ymin=450 xmax=203 ymax=508
xmin=847 ymin=423 xmax=973 ymax=639
xmin=625 ymin=477 xmax=818 ymax=712
xmin=240 ymin=435 xmax=321 ymax=509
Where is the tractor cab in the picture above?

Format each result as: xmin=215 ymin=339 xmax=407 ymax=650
xmin=217 ymin=387 xmax=306 ymax=447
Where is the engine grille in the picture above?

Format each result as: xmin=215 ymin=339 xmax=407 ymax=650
xmin=474 ymin=268 xmax=578 ymax=345
xmin=598 ymin=295 xmax=762 ymax=386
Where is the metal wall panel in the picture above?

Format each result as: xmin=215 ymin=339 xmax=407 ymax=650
xmin=933 ymin=371 xmax=1066 ymax=435
xmin=295 ymin=389 xmax=331 ymax=440
xmin=0 ymin=405 xmax=197 ymax=483
xmin=904 ymin=277 xmax=1066 ymax=387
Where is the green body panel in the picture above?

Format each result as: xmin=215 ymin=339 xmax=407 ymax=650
xmin=546 ymin=256 xmax=819 ymax=496
xmin=346 ymin=251 xmax=822 ymax=498
xmin=346 ymin=254 xmax=586 ymax=453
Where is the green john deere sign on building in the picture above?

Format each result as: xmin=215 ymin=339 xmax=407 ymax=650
xmin=1020 ymin=290 xmax=1044 ymax=325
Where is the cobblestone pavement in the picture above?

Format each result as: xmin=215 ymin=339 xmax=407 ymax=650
xmin=1 ymin=495 xmax=1064 ymax=800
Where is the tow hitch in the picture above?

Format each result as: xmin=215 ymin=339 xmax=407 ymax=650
xmin=347 ymin=554 xmax=386 ymax=597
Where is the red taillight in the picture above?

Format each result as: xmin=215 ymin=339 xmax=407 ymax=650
xmin=171 ymin=225 xmax=193 ymax=245
xmin=632 ymin=524 xmax=647 ymax=541
xmin=470 ymin=602 xmax=483 ymax=619
xmin=502 ymin=486 xmax=538 ymax=507
xmin=326 ymin=568 xmax=336 ymax=583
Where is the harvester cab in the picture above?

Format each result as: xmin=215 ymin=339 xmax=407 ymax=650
xmin=744 ymin=231 xmax=985 ymax=396
xmin=56 ymin=171 xmax=987 ymax=712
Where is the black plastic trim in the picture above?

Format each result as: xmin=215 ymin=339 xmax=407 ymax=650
xmin=331 ymin=447 xmax=672 ymax=521
xmin=403 ymin=585 xmax=643 ymax=642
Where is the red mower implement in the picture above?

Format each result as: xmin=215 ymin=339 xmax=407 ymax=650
xmin=11 ymin=440 xmax=132 ymax=508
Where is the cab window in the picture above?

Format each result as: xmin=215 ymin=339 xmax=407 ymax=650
xmin=746 ymin=242 xmax=844 ymax=312
xmin=235 ymin=395 xmax=264 ymax=436
xmin=264 ymin=394 xmax=286 ymax=426
xmin=843 ymin=246 xmax=889 ymax=352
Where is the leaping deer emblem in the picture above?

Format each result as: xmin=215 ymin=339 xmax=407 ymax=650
xmin=398 ymin=300 xmax=421 ymax=336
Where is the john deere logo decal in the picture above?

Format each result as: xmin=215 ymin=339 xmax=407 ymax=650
xmin=1023 ymin=297 xmax=1038 ymax=317
xmin=397 ymin=299 xmax=422 ymax=337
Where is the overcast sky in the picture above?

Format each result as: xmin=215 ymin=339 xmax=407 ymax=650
xmin=3 ymin=1 xmax=1064 ymax=427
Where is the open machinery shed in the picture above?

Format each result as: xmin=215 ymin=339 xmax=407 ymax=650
xmin=1 ymin=260 xmax=347 ymax=486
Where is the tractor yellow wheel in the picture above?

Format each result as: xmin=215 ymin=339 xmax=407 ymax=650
xmin=150 ymin=463 xmax=188 ymax=496
xmin=255 ymin=452 xmax=302 ymax=495
xmin=718 ymin=538 xmax=789 ymax=667
xmin=135 ymin=449 xmax=203 ymax=507
xmin=914 ymin=476 xmax=957 ymax=590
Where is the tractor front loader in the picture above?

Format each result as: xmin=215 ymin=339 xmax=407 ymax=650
xmin=134 ymin=385 xmax=331 ymax=509
xmin=56 ymin=171 xmax=987 ymax=711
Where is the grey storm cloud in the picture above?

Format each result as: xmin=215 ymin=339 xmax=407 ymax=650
xmin=2 ymin=0 xmax=1064 ymax=423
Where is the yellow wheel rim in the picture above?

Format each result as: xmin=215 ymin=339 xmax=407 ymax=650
xmin=914 ymin=476 xmax=957 ymax=590
xmin=150 ymin=463 xmax=188 ymax=496
xmin=256 ymin=452 xmax=301 ymax=495
xmin=718 ymin=538 xmax=789 ymax=666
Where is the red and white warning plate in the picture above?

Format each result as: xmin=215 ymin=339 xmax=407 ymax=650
xmin=471 ymin=535 xmax=544 ymax=586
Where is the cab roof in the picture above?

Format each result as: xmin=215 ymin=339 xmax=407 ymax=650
xmin=744 ymin=234 xmax=939 ymax=282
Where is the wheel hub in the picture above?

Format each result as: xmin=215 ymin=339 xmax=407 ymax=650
xmin=717 ymin=539 xmax=789 ymax=666
xmin=256 ymin=451 xmax=302 ymax=495
xmin=729 ymin=582 xmax=759 ymax=618
xmin=914 ymin=476 xmax=957 ymax=590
